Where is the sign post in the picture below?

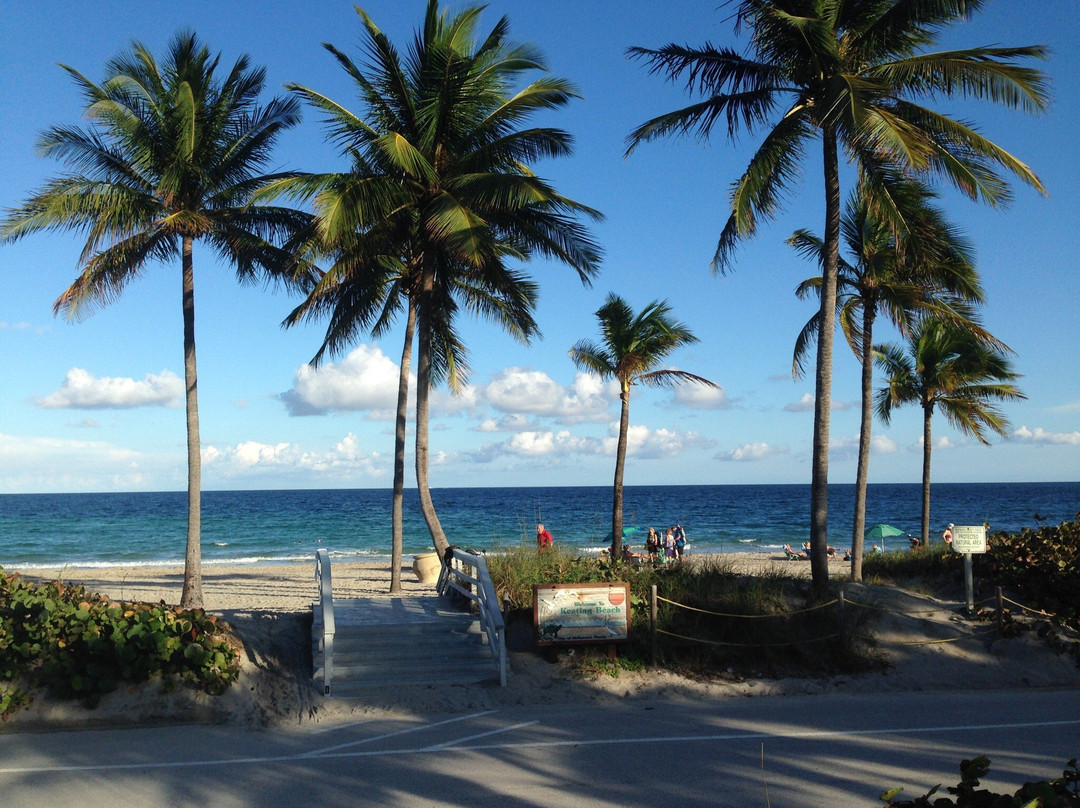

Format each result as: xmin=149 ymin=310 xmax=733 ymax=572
xmin=949 ymin=525 xmax=987 ymax=614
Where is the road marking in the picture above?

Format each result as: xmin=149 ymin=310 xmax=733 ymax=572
xmin=418 ymin=720 xmax=539 ymax=751
xmin=300 ymin=711 xmax=496 ymax=757
xmin=1 ymin=717 xmax=1076 ymax=775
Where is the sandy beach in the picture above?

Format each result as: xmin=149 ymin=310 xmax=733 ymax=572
xmin=17 ymin=551 xmax=830 ymax=613
xmin=8 ymin=552 xmax=1079 ymax=731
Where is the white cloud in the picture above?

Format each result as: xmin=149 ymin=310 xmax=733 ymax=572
xmin=281 ymin=345 xmax=401 ymax=416
xmin=0 ymin=433 xmax=178 ymax=492
xmin=829 ymin=433 xmax=899 ymax=459
xmin=673 ymin=384 xmax=731 ymax=409
xmin=1013 ymin=425 xmax=1080 ymax=446
xmin=37 ymin=368 xmax=183 ymax=409
xmin=1049 ymin=401 xmax=1080 ymax=415
xmin=474 ymin=413 xmax=536 ymax=433
xmin=783 ymin=393 xmax=852 ymax=413
xmin=483 ymin=368 xmax=615 ymax=423
xmin=203 ymin=433 xmax=384 ymax=478
xmin=599 ymin=424 xmax=714 ymax=459
xmin=784 ymin=393 xmax=815 ymax=413
xmin=717 ymin=442 xmax=790 ymax=462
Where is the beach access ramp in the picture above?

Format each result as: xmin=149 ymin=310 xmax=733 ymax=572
xmin=312 ymin=549 xmax=506 ymax=698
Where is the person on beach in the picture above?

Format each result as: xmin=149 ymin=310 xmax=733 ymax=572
xmin=784 ymin=543 xmax=808 ymax=559
xmin=943 ymin=524 xmax=954 ymax=544
xmin=673 ymin=524 xmax=686 ymax=559
xmin=536 ymin=523 xmax=553 ymax=552
xmin=645 ymin=528 xmax=659 ymax=563
xmin=664 ymin=528 xmax=676 ymax=562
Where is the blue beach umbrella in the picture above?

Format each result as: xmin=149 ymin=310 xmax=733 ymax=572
xmin=604 ymin=526 xmax=640 ymax=543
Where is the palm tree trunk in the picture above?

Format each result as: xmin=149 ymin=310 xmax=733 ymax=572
xmin=810 ymin=126 xmax=841 ymax=597
xmin=921 ymin=400 xmax=933 ymax=546
xmin=179 ymin=236 xmax=203 ymax=610
xmin=850 ymin=303 xmax=876 ymax=582
xmin=415 ymin=269 xmax=449 ymax=557
xmin=611 ymin=382 xmax=631 ymax=558
xmin=390 ymin=297 xmax=417 ymax=593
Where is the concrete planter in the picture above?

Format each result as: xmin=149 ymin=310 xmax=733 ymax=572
xmin=412 ymin=552 xmax=442 ymax=584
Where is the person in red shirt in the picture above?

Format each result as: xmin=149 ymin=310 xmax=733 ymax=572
xmin=536 ymin=523 xmax=553 ymax=552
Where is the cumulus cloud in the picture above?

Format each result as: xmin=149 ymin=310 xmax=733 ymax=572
xmin=1013 ymin=425 xmax=1080 ymax=446
xmin=0 ymin=432 xmax=177 ymax=492
xmin=673 ymin=384 xmax=731 ymax=410
xmin=203 ymin=432 xmax=384 ymax=478
xmin=717 ymin=442 xmax=790 ymax=462
xmin=784 ymin=393 xmax=852 ymax=413
xmin=829 ymin=433 xmax=899 ymax=459
xmin=280 ymin=345 xmax=401 ymax=416
xmin=474 ymin=413 xmax=536 ymax=433
xmin=599 ymin=424 xmax=714 ymax=459
xmin=468 ymin=429 xmax=603 ymax=464
xmin=37 ymin=368 xmax=183 ymax=410
xmin=483 ymin=368 xmax=615 ymax=423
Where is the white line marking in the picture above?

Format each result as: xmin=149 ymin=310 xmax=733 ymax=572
xmin=418 ymin=720 xmax=540 ymax=751
xmin=1 ymin=717 xmax=1075 ymax=775
xmin=299 ymin=711 xmax=497 ymax=757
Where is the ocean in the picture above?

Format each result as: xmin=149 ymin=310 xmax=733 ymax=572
xmin=1 ymin=482 xmax=1077 ymax=569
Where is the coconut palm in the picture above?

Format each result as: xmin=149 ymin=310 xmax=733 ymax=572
xmin=270 ymin=0 xmax=601 ymax=577
xmin=790 ymin=178 xmax=984 ymax=580
xmin=0 ymin=33 xmax=314 ymax=609
xmin=626 ymin=0 xmax=1048 ymax=594
xmin=570 ymin=294 xmax=719 ymax=558
xmin=875 ymin=316 xmax=1025 ymax=544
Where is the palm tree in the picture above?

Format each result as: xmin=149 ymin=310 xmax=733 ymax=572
xmin=790 ymin=178 xmax=983 ymax=580
xmin=1 ymin=33 xmax=313 ymax=609
xmin=626 ymin=0 xmax=1048 ymax=595
xmin=569 ymin=294 xmax=719 ymax=558
xmin=875 ymin=316 xmax=1025 ymax=545
xmin=270 ymin=0 xmax=601 ymax=579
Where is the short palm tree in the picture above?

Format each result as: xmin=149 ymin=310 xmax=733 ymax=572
xmin=1 ymin=33 xmax=313 ymax=608
xmin=790 ymin=178 xmax=984 ymax=580
xmin=270 ymin=0 xmax=601 ymax=578
xmin=570 ymin=294 xmax=719 ymax=558
xmin=627 ymin=0 xmax=1048 ymax=594
xmin=875 ymin=316 xmax=1025 ymax=544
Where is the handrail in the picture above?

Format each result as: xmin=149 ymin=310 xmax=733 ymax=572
xmin=314 ymin=549 xmax=335 ymax=695
xmin=437 ymin=547 xmax=507 ymax=686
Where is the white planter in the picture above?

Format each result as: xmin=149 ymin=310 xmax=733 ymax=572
xmin=412 ymin=552 xmax=442 ymax=583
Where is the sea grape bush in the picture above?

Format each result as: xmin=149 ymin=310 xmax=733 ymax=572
xmin=0 ymin=567 xmax=239 ymax=717
xmin=880 ymin=756 xmax=1080 ymax=807
xmin=979 ymin=516 xmax=1080 ymax=629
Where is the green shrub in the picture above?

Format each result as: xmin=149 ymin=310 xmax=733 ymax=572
xmin=0 ymin=567 xmax=240 ymax=718
xmin=487 ymin=547 xmax=857 ymax=677
xmin=880 ymin=756 xmax=1079 ymax=807
xmin=977 ymin=517 xmax=1080 ymax=629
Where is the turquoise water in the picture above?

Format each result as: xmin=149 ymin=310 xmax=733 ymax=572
xmin=0 ymin=482 xmax=1076 ymax=568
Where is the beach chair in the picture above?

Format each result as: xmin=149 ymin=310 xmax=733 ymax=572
xmin=783 ymin=544 xmax=807 ymax=560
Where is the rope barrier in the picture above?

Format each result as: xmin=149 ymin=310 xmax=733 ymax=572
xmin=1000 ymin=595 xmax=1057 ymax=619
xmin=655 ymin=595 xmax=837 ymax=618
xmin=849 ymin=626 xmax=997 ymax=647
xmin=842 ymin=596 xmax=993 ymax=616
xmin=657 ymin=628 xmax=842 ymax=648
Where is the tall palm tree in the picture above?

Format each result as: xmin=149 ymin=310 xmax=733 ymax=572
xmin=1 ymin=33 xmax=313 ymax=609
xmin=269 ymin=0 xmax=601 ymax=578
xmin=627 ymin=0 xmax=1048 ymax=595
xmin=790 ymin=178 xmax=983 ymax=580
xmin=875 ymin=316 xmax=1024 ymax=544
xmin=569 ymin=294 xmax=719 ymax=558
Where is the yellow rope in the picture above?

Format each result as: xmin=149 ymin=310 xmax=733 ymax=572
xmin=843 ymin=596 xmax=993 ymax=616
xmin=849 ymin=627 xmax=996 ymax=646
xmin=656 ymin=595 xmax=837 ymax=618
xmin=657 ymin=628 xmax=842 ymax=648
xmin=1000 ymin=595 xmax=1057 ymax=619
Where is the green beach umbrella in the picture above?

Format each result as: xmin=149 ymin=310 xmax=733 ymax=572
xmin=865 ymin=523 xmax=905 ymax=552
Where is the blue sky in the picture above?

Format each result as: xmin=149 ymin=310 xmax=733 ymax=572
xmin=1 ymin=1 xmax=1077 ymax=494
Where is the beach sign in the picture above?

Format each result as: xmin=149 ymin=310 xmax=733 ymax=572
xmin=533 ymin=582 xmax=631 ymax=645
xmin=949 ymin=525 xmax=987 ymax=554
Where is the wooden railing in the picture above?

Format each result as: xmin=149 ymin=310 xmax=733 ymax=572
xmin=437 ymin=548 xmax=508 ymax=687
xmin=314 ymin=548 xmax=335 ymax=695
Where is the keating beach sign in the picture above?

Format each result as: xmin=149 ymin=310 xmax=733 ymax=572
xmin=533 ymin=582 xmax=632 ymax=645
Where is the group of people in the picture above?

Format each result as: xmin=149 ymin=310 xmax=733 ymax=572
xmin=639 ymin=524 xmax=686 ymax=565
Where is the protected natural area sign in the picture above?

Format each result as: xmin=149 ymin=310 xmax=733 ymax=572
xmin=950 ymin=525 xmax=988 ymax=554
xmin=533 ymin=582 xmax=631 ymax=645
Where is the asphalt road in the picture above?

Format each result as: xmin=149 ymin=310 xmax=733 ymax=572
xmin=2 ymin=689 xmax=1077 ymax=807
